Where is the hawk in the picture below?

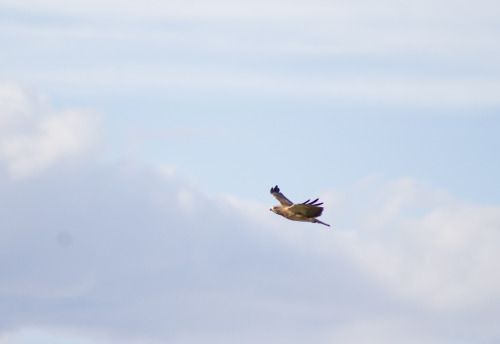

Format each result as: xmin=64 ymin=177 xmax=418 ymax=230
xmin=269 ymin=185 xmax=330 ymax=227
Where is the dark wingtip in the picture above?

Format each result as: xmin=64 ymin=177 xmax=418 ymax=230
xmin=302 ymin=197 xmax=325 ymax=207
xmin=270 ymin=185 xmax=280 ymax=193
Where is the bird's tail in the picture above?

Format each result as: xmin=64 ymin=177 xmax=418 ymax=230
xmin=314 ymin=219 xmax=331 ymax=227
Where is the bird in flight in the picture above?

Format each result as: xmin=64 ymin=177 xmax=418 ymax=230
xmin=269 ymin=185 xmax=330 ymax=227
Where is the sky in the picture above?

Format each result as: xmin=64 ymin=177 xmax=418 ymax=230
xmin=1 ymin=0 xmax=500 ymax=343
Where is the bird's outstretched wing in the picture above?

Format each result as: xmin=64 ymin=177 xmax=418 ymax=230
xmin=288 ymin=199 xmax=324 ymax=218
xmin=270 ymin=185 xmax=293 ymax=206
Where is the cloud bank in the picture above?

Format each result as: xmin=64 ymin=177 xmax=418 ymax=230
xmin=2 ymin=0 xmax=500 ymax=106
xmin=1 ymin=85 xmax=500 ymax=344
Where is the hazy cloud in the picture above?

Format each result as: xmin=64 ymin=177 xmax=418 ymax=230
xmin=320 ymin=178 xmax=500 ymax=312
xmin=0 ymin=82 xmax=102 ymax=179
xmin=1 ymin=10 xmax=500 ymax=340
xmin=1 ymin=159 xmax=500 ymax=344
xmin=2 ymin=0 xmax=500 ymax=106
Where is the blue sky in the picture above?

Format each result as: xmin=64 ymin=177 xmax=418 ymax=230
xmin=1 ymin=1 xmax=500 ymax=343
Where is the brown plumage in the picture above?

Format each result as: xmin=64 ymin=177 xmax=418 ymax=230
xmin=269 ymin=185 xmax=330 ymax=227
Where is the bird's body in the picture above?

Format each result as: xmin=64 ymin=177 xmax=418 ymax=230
xmin=269 ymin=185 xmax=330 ymax=227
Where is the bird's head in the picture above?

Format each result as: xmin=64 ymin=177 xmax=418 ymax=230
xmin=269 ymin=206 xmax=279 ymax=214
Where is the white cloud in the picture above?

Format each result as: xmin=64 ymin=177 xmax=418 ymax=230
xmin=0 ymin=328 xmax=106 ymax=344
xmin=1 ymin=157 xmax=500 ymax=344
xmin=315 ymin=178 xmax=500 ymax=312
xmin=0 ymin=82 xmax=102 ymax=179
xmin=2 ymin=0 xmax=500 ymax=106
xmin=0 ymin=85 xmax=498 ymax=343
xmin=12 ymin=66 xmax=500 ymax=106
xmin=3 ymin=0 xmax=499 ymax=56
xmin=1 ymin=86 xmax=499 ymax=343
xmin=0 ymin=82 xmax=44 ymax=131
